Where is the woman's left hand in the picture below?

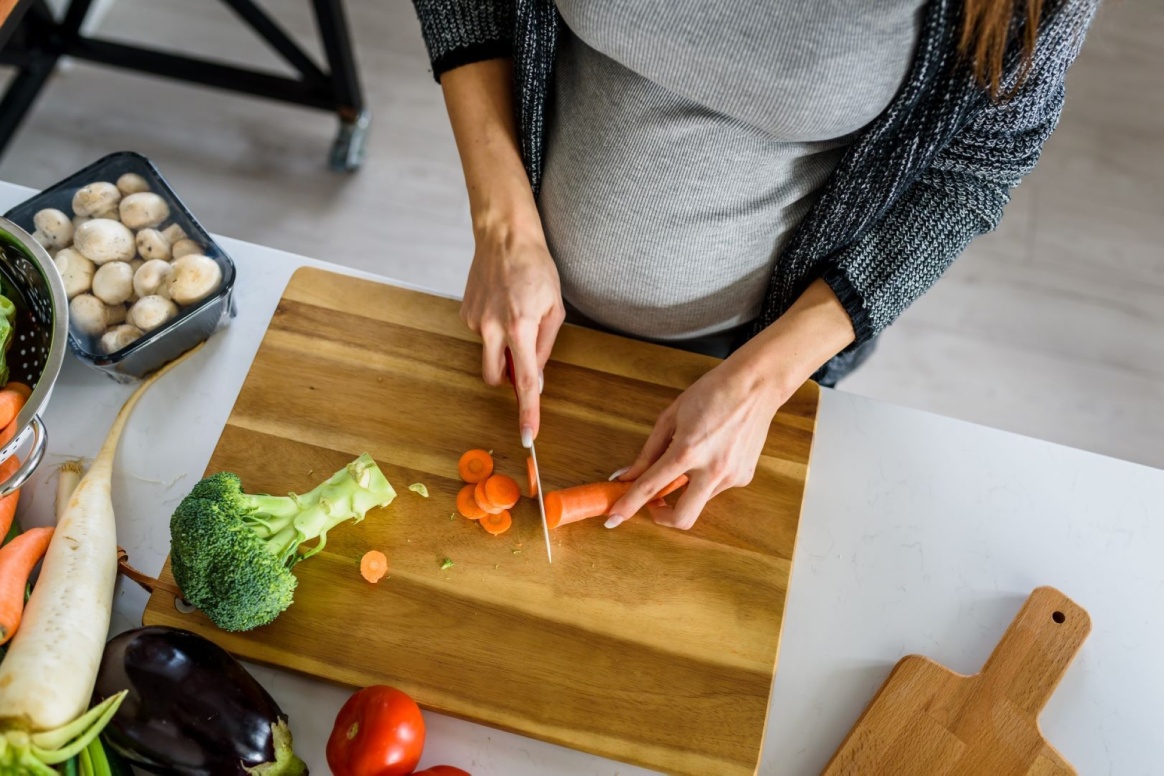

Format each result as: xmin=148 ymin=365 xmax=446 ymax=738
xmin=606 ymin=278 xmax=857 ymax=530
xmin=605 ymin=352 xmax=791 ymax=531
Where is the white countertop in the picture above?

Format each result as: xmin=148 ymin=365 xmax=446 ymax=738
xmin=4 ymin=179 xmax=1161 ymax=775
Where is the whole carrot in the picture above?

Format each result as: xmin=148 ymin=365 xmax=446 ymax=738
xmin=0 ymin=526 xmax=53 ymax=644
xmin=544 ymin=475 xmax=688 ymax=529
xmin=0 ymin=454 xmax=20 ymax=540
xmin=0 ymin=388 xmax=26 ymax=429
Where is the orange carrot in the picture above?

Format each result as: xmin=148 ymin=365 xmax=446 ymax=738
xmin=483 ymin=475 xmax=520 ymax=510
xmin=458 ymin=449 xmax=494 ymax=483
xmin=0 ymin=526 xmax=53 ymax=644
xmin=0 ymin=422 xmax=14 ymax=450
xmin=480 ymin=510 xmax=512 ymax=536
xmin=457 ymin=484 xmax=487 ymax=520
xmin=0 ymin=390 xmax=25 ymax=429
xmin=0 ymin=455 xmax=20 ymax=541
xmin=474 ymin=480 xmax=505 ymax=515
xmin=360 ymin=550 xmax=388 ymax=583
xmin=3 ymin=383 xmax=31 ymax=402
xmin=544 ymin=475 xmax=689 ymax=529
xmin=526 ymin=456 xmax=538 ymax=499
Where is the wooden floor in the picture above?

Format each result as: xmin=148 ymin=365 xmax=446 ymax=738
xmin=0 ymin=0 xmax=1160 ymax=469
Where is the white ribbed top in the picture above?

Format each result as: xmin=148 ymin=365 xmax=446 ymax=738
xmin=539 ymin=0 xmax=924 ymax=339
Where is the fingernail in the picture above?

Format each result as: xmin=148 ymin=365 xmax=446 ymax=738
xmin=607 ymin=466 xmax=630 ymax=482
xmin=604 ymin=514 xmax=625 ymax=529
xmin=521 ymin=425 xmax=533 ymax=448
xmin=539 ymin=370 xmax=544 ymax=394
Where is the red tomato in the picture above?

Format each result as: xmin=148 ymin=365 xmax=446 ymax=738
xmin=326 ymin=686 xmax=426 ymax=776
xmin=413 ymin=768 xmax=471 ymax=776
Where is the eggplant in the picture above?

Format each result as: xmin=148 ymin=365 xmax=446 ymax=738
xmin=93 ymin=626 xmax=308 ymax=775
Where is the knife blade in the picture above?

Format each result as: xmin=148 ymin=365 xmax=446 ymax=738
xmin=504 ymin=350 xmax=553 ymax=563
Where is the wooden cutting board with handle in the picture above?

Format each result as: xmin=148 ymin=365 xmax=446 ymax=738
xmin=143 ymin=267 xmax=820 ymax=776
xmin=824 ymin=586 xmax=1090 ymax=775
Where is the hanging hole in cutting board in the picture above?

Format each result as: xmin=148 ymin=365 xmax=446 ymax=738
xmin=1052 ymin=610 xmax=1065 ymax=623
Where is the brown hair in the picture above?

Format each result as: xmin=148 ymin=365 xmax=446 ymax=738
xmin=960 ymin=0 xmax=1045 ymax=100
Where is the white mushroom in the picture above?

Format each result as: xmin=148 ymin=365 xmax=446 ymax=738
xmin=99 ymin=324 xmax=143 ymax=354
xmin=167 ymin=254 xmax=222 ymax=306
xmin=92 ymin=261 xmax=135 ymax=305
xmin=161 ymin=223 xmax=187 ymax=244
xmin=135 ymin=228 xmax=171 ymax=261
xmin=53 ymin=248 xmax=95 ymax=299
xmin=127 ymin=295 xmax=178 ymax=333
xmin=70 ymin=294 xmax=108 ymax=338
xmin=72 ymin=182 xmax=121 ymax=218
xmin=118 ymin=192 xmax=170 ymax=230
xmin=74 ymin=219 xmax=136 ymax=264
xmin=31 ymin=230 xmax=53 ymax=250
xmin=73 ymin=215 xmax=92 ymax=231
xmin=170 ymin=239 xmax=202 ymax=259
xmin=33 ymin=209 xmax=74 ymax=248
xmin=116 ymin=173 xmax=150 ymax=196
xmin=133 ymin=259 xmax=172 ymax=300
xmin=105 ymin=302 xmax=127 ymax=326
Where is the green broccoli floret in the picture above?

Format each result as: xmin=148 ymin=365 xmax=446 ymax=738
xmin=170 ymin=453 xmax=396 ymax=632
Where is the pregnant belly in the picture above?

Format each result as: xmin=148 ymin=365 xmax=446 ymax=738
xmin=539 ymin=33 xmax=845 ymax=339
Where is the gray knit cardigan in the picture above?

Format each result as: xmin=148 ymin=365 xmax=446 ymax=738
xmin=411 ymin=0 xmax=1097 ymax=365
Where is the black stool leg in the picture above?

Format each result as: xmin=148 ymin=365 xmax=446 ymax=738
xmin=0 ymin=0 xmax=70 ymax=157
xmin=310 ymin=0 xmax=370 ymax=172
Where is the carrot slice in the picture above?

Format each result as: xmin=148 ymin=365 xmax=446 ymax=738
xmin=3 ymin=383 xmax=31 ymax=402
xmin=526 ymin=456 xmax=538 ymax=499
xmin=360 ymin=550 xmax=388 ymax=583
xmin=0 ymin=526 xmax=53 ymax=644
xmin=458 ymin=449 xmax=494 ymax=483
xmin=457 ymin=484 xmax=487 ymax=520
xmin=0 ymin=390 xmax=24 ymax=430
xmin=481 ymin=510 xmax=512 ymax=536
xmin=544 ymin=475 xmax=689 ymax=529
xmin=474 ymin=480 xmax=505 ymax=514
xmin=483 ymin=475 xmax=520 ymax=510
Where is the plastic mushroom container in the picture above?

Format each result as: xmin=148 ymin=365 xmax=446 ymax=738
xmin=4 ymin=152 xmax=236 ymax=381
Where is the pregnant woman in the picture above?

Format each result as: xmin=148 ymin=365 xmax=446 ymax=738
xmin=410 ymin=0 xmax=1096 ymax=529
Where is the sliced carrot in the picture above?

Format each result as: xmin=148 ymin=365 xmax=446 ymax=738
xmin=0 ymin=390 xmax=25 ymax=429
xmin=457 ymin=484 xmax=487 ymax=520
xmin=360 ymin=550 xmax=388 ymax=583
xmin=0 ymin=526 xmax=53 ymax=644
xmin=0 ymin=455 xmax=20 ymax=541
xmin=544 ymin=475 xmax=689 ymax=529
xmin=526 ymin=456 xmax=538 ymax=499
xmin=480 ymin=510 xmax=512 ymax=536
xmin=474 ymin=479 xmax=505 ymax=515
xmin=458 ymin=449 xmax=494 ymax=483
xmin=483 ymin=475 xmax=520 ymax=510
xmin=3 ymin=383 xmax=31 ymax=401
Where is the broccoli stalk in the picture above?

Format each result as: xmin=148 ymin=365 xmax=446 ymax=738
xmin=171 ymin=453 xmax=396 ymax=632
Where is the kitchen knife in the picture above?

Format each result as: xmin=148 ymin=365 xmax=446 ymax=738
xmin=504 ymin=350 xmax=552 ymax=563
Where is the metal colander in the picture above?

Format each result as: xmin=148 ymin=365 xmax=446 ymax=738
xmin=0 ymin=216 xmax=68 ymax=497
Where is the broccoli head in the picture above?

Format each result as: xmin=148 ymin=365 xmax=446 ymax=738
xmin=170 ymin=453 xmax=396 ymax=631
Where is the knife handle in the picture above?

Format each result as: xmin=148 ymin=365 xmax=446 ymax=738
xmin=503 ymin=349 xmax=520 ymax=403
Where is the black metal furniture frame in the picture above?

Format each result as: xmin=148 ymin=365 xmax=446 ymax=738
xmin=0 ymin=0 xmax=369 ymax=170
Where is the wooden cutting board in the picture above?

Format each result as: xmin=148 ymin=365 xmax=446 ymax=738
xmin=144 ymin=267 xmax=819 ymax=776
xmin=824 ymin=586 xmax=1090 ymax=775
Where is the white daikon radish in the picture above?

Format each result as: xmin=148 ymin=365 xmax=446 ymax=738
xmin=0 ymin=344 xmax=202 ymax=732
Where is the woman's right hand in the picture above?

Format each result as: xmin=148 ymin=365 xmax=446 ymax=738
xmin=439 ymin=58 xmax=561 ymax=444
xmin=461 ymin=216 xmax=565 ymax=446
